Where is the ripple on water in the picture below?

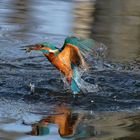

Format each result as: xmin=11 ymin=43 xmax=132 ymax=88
xmin=2 ymin=32 xmax=44 ymax=44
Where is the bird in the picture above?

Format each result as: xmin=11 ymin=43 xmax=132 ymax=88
xmin=25 ymin=36 xmax=106 ymax=95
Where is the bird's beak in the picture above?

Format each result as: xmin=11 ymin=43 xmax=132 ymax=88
xmin=21 ymin=44 xmax=42 ymax=53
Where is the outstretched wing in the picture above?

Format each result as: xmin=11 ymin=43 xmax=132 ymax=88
xmin=58 ymin=43 xmax=88 ymax=70
xmin=61 ymin=36 xmax=107 ymax=61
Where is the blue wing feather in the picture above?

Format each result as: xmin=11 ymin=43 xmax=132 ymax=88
xmin=61 ymin=36 xmax=107 ymax=59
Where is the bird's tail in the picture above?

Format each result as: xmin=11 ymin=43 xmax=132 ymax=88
xmin=70 ymin=78 xmax=81 ymax=94
xmin=70 ymin=65 xmax=82 ymax=94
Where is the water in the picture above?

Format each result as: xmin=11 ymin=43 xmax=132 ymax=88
xmin=0 ymin=0 xmax=140 ymax=140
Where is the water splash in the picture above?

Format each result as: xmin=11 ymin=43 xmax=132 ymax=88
xmin=29 ymin=83 xmax=35 ymax=94
xmin=74 ymin=67 xmax=99 ymax=93
xmin=61 ymin=67 xmax=99 ymax=94
xmin=78 ymin=78 xmax=99 ymax=93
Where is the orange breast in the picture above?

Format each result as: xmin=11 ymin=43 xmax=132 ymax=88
xmin=45 ymin=51 xmax=73 ymax=80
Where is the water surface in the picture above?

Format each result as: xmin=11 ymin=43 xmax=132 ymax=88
xmin=0 ymin=0 xmax=140 ymax=140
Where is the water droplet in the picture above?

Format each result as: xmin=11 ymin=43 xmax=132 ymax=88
xmin=29 ymin=83 xmax=35 ymax=93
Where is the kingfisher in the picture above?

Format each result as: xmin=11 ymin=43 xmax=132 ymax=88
xmin=25 ymin=36 xmax=105 ymax=95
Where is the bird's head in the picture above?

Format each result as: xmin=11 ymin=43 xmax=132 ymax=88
xmin=26 ymin=42 xmax=56 ymax=54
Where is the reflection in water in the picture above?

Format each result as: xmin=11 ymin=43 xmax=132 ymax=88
xmin=30 ymin=106 xmax=84 ymax=138
xmin=1 ymin=0 xmax=140 ymax=63
xmin=0 ymin=0 xmax=72 ymax=38
xmin=73 ymin=0 xmax=95 ymax=38
xmin=8 ymin=0 xmax=31 ymax=24
xmin=2 ymin=103 xmax=140 ymax=140
xmin=92 ymin=0 xmax=140 ymax=63
xmin=73 ymin=0 xmax=140 ymax=63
